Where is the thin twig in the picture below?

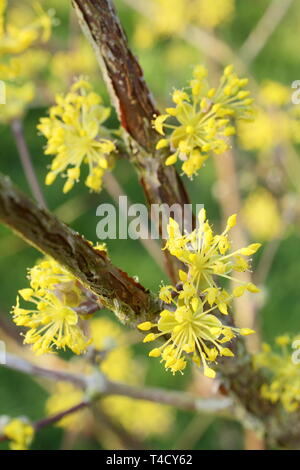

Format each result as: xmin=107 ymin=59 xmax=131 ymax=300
xmin=72 ymin=0 xmax=193 ymax=284
xmin=122 ymin=0 xmax=246 ymax=75
xmin=11 ymin=119 xmax=47 ymax=209
xmin=254 ymin=200 xmax=298 ymax=286
xmin=0 ymin=173 xmax=162 ymax=326
xmin=35 ymin=401 xmax=89 ymax=431
xmin=0 ymin=401 xmax=89 ymax=444
xmin=212 ymin=146 xmax=260 ymax=353
xmin=3 ymin=352 xmax=232 ymax=414
xmin=239 ymin=0 xmax=294 ymax=64
xmin=92 ymin=405 xmax=147 ymax=450
xmin=5 ymin=353 xmax=86 ymax=388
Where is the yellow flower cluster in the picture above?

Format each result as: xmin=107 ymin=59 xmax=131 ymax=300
xmin=0 ymin=0 xmax=53 ymax=122
xmin=254 ymin=336 xmax=300 ymax=413
xmin=0 ymin=1 xmax=51 ymax=57
xmin=191 ymin=0 xmax=235 ymax=30
xmin=138 ymin=209 xmax=259 ymax=377
xmin=238 ymin=80 xmax=300 ymax=154
xmin=11 ymin=257 xmax=91 ymax=356
xmin=3 ymin=418 xmax=34 ymax=450
xmin=49 ymin=40 xmax=98 ymax=95
xmin=154 ymin=65 xmax=253 ymax=177
xmin=38 ymin=79 xmax=116 ymax=193
xmin=134 ymin=0 xmax=235 ymax=48
xmin=242 ymin=188 xmax=281 ymax=241
xmin=46 ymin=318 xmax=174 ymax=439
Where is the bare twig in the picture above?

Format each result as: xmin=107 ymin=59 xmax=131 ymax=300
xmin=0 ymin=401 xmax=89 ymax=444
xmin=92 ymin=405 xmax=147 ymax=450
xmin=11 ymin=119 xmax=47 ymax=209
xmin=239 ymin=0 xmax=294 ymax=64
xmin=5 ymin=353 xmax=86 ymax=388
xmin=254 ymin=198 xmax=298 ymax=286
xmin=34 ymin=401 xmax=89 ymax=431
xmin=213 ymin=146 xmax=259 ymax=353
xmin=71 ymin=0 xmax=193 ymax=284
xmin=0 ymin=173 xmax=161 ymax=326
xmin=122 ymin=0 xmax=247 ymax=75
xmin=3 ymin=353 xmax=232 ymax=414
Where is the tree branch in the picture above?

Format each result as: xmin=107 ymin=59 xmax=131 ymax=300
xmin=0 ymin=400 xmax=89 ymax=444
xmin=239 ymin=0 xmax=294 ymax=65
xmin=11 ymin=119 xmax=47 ymax=210
xmin=3 ymin=353 xmax=232 ymax=414
xmin=71 ymin=0 xmax=193 ymax=283
xmin=0 ymin=173 xmax=161 ymax=326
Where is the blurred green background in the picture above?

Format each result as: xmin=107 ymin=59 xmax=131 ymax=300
xmin=1 ymin=0 xmax=300 ymax=450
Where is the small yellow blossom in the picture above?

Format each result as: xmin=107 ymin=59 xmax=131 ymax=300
xmin=12 ymin=292 xmax=90 ymax=355
xmin=4 ymin=418 xmax=34 ymax=450
xmin=238 ymin=108 xmax=289 ymax=153
xmin=260 ymin=81 xmax=290 ymax=107
xmin=254 ymin=336 xmax=300 ymax=413
xmin=238 ymin=80 xmax=300 ymax=154
xmin=38 ymin=78 xmax=116 ymax=193
xmin=139 ymin=293 xmax=253 ymax=378
xmin=153 ymin=64 xmax=253 ymax=178
xmin=0 ymin=83 xmax=35 ymax=123
xmin=242 ymin=188 xmax=281 ymax=241
xmin=132 ymin=0 xmax=235 ymax=49
xmin=0 ymin=1 xmax=53 ymax=122
xmin=138 ymin=210 xmax=259 ymax=377
xmin=50 ymin=40 xmax=98 ymax=94
xmin=0 ymin=1 xmax=52 ymax=56
xmin=11 ymin=257 xmax=92 ymax=355
xmin=165 ymin=209 xmax=261 ymax=310
xmin=159 ymin=284 xmax=174 ymax=303
xmin=192 ymin=0 xmax=235 ymax=29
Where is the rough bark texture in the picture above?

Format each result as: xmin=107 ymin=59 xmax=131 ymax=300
xmin=0 ymin=0 xmax=297 ymax=449
xmin=0 ymin=174 xmax=161 ymax=326
xmin=72 ymin=0 xmax=193 ymax=283
xmin=69 ymin=0 xmax=300 ymax=448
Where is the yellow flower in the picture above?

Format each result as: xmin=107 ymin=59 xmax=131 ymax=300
xmin=0 ymin=1 xmax=52 ymax=55
xmin=254 ymin=335 xmax=300 ymax=413
xmin=49 ymin=39 xmax=98 ymax=95
xmin=153 ymin=64 xmax=253 ymax=178
xmin=12 ymin=292 xmax=90 ymax=356
xmin=103 ymin=396 xmax=174 ymax=438
xmin=132 ymin=0 xmax=235 ymax=48
xmin=139 ymin=294 xmax=253 ymax=378
xmin=28 ymin=256 xmax=80 ymax=295
xmin=238 ymin=80 xmax=300 ymax=154
xmin=4 ymin=418 xmax=34 ymax=450
xmin=11 ymin=257 xmax=92 ymax=355
xmin=165 ymin=209 xmax=261 ymax=311
xmin=0 ymin=1 xmax=53 ymax=122
xmin=192 ymin=0 xmax=235 ymax=29
xmin=38 ymin=78 xmax=116 ymax=193
xmin=151 ymin=0 xmax=187 ymax=35
xmin=242 ymin=188 xmax=281 ymax=241
xmin=238 ymin=108 xmax=289 ymax=153
xmin=138 ymin=209 xmax=258 ymax=376
xmin=0 ymin=82 xmax=35 ymax=123
xmin=260 ymin=81 xmax=290 ymax=107
xmin=159 ymin=285 xmax=174 ymax=303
